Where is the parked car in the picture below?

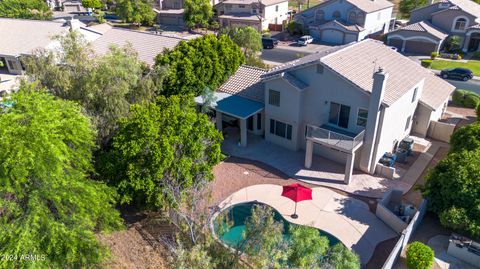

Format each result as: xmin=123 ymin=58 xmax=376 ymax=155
xmin=297 ymin=35 xmax=313 ymax=46
xmin=262 ymin=37 xmax=279 ymax=49
xmin=440 ymin=68 xmax=473 ymax=81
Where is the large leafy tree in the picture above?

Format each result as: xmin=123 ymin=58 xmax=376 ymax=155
xmin=0 ymin=85 xmax=123 ymax=268
xmin=183 ymin=0 xmax=213 ymax=29
xmin=288 ymin=225 xmax=329 ymax=268
xmin=23 ymin=30 xmax=164 ymax=146
xmin=82 ymin=0 xmax=103 ymax=9
xmin=99 ymin=95 xmax=223 ymax=208
xmin=399 ymin=0 xmax=427 ymax=18
xmin=422 ymin=150 xmax=480 ymax=237
xmin=220 ymin=26 xmax=267 ymax=68
xmin=0 ymin=0 xmax=52 ymax=20
xmin=115 ymin=0 xmax=156 ymax=26
xmin=155 ymin=34 xmax=244 ymax=96
xmin=450 ymin=122 xmax=480 ymax=152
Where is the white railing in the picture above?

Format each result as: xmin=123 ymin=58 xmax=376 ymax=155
xmin=306 ymin=124 xmax=365 ymax=152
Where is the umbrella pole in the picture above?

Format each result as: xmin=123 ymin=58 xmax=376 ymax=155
xmin=291 ymin=202 xmax=298 ymax=219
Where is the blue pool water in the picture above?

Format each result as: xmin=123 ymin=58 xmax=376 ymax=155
xmin=215 ymin=202 xmax=340 ymax=248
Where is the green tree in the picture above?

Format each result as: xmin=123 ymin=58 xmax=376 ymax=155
xmin=82 ymin=0 xmax=103 ymax=9
xmin=325 ymin=243 xmax=361 ymax=269
xmin=399 ymin=0 xmax=427 ymax=18
xmin=115 ymin=0 xmax=156 ymax=26
xmin=406 ymin=241 xmax=434 ymax=269
xmin=23 ymin=30 xmax=163 ymax=146
xmin=0 ymin=0 xmax=52 ymax=20
xmin=99 ymin=95 xmax=222 ymax=208
xmin=155 ymin=34 xmax=244 ymax=96
xmin=242 ymin=205 xmax=288 ymax=268
xmin=422 ymin=150 xmax=480 ymax=237
xmin=450 ymin=122 xmax=480 ymax=152
xmin=183 ymin=0 xmax=213 ymax=29
xmin=288 ymin=226 xmax=329 ymax=268
xmin=0 ymin=85 xmax=123 ymax=268
xmin=221 ymin=26 xmax=262 ymax=56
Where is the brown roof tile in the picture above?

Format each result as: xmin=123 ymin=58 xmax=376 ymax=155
xmin=218 ymin=65 xmax=268 ymax=102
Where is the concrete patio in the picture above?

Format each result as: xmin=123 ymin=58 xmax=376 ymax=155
xmin=217 ymin=184 xmax=398 ymax=266
xmin=0 ymin=72 xmax=19 ymax=93
xmin=221 ymin=127 xmax=440 ymax=198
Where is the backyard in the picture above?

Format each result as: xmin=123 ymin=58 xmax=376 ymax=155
xmin=430 ymin=59 xmax=480 ymax=76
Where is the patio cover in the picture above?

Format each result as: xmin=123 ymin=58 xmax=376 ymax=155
xmin=195 ymin=92 xmax=264 ymax=119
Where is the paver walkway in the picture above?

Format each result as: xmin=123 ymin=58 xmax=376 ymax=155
xmin=222 ymin=130 xmax=439 ymax=198
xmin=217 ymin=184 xmax=398 ymax=266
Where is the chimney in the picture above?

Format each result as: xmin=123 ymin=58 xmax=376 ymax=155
xmin=359 ymin=67 xmax=388 ymax=174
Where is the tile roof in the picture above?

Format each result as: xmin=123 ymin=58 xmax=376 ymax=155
xmin=92 ymin=28 xmax=185 ymax=66
xmin=468 ymin=24 xmax=480 ymax=30
xmin=313 ymin=20 xmax=364 ymax=32
xmin=0 ymin=18 xmax=67 ymax=56
xmin=345 ymin=0 xmax=393 ymax=13
xmin=392 ymin=21 xmax=448 ymax=40
xmin=264 ymin=39 xmax=454 ymax=109
xmin=283 ymin=72 xmax=309 ymax=89
xmin=448 ymin=0 xmax=480 ymax=18
xmin=221 ymin=0 xmax=286 ymax=5
xmin=218 ymin=13 xmax=262 ymax=21
xmin=217 ymin=65 xmax=268 ymax=102
xmin=321 ymin=39 xmax=453 ymax=107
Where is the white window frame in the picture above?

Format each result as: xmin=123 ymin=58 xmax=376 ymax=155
xmin=356 ymin=107 xmax=368 ymax=127
xmin=452 ymin=16 xmax=469 ymax=32
xmin=268 ymin=89 xmax=280 ymax=107
xmin=269 ymin=118 xmax=292 ymax=140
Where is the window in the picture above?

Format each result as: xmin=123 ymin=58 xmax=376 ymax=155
xmin=405 ymin=115 xmax=412 ymax=131
xmin=252 ymin=8 xmax=257 ymax=14
xmin=315 ymin=10 xmax=325 ymax=23
xmin=333 ymin=11 xmax=341 ymax=19
xmin=239 ymin=4 xmax=245 ymax=8
xmin=269 ymin=89 xmax=280 ymax=106
xmin=226 ymin=4 xmax=231 ymax=10
xmin=270 ymin=119 xmax=292 ymax=140
xmin=275 ymin=5 xmax=278 ymax=11
xmin=356 ymin=13 xmax=364 ymax=24
xmin=356 ymin=108 xmax=368 ymax=127
xmin=257 ymin=113 xmax=262 ymax=130
xmin=316 ymin=64 xmax=324 ymax=73
xmin=412 ymin=87 xmax=417 ymax=102
xmin=454 ymin=18 xmax=467 ymax=31
xmin=328 ymin=102 xmax=350 ymax=128
xmin=7 ymin=60 xmax=19 ymax=71
xmin=348 ymin=11 xmax=356 ymax=23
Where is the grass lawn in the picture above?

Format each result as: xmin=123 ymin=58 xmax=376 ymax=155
xmin=430 ymin=59 xmax=480 ymax=76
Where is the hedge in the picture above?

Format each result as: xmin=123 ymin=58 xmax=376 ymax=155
xmin=452 ymin=89 xmax=480 ymax=108
xmin=406 ymin=242 xmax=434 ymax=269
xmin=420 ymin=59 xmax=432 ymax=68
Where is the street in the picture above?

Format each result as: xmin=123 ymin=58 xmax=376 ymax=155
xmin=446 ymin=79 xmax=480 ymax=94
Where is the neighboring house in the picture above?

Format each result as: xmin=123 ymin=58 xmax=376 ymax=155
xmin=0 ymin=18 xmax=185 ymax=75
xmin=387 ymin=0 xmax=480 ymax=54
xmin=214 ymin=0 xmax=289 ymax=31
xmin=155 ymin=0 xmax=220 ymax=27
xmin=293 ymin=0 xmax=394 ymax=45
xmin=197 ymin=39 xmax=454 ymax=184
xmin=46 ymin=0 xmax=86 ymax=13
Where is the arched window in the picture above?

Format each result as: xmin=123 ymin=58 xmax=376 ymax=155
xmin=453 ymin=18 xmax=467 ymax=30
xmin=356 ymin=13 xmax=364 ymax=24
xmin=315 ymin=9 xmax=325 ymax=24
xmin=348 ymin=11 xmax=356 ymax=23
xmin=333 ymin=11 xmax=341 ymax=19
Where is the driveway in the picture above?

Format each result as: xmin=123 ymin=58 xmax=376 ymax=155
xmin=217 ymin=184 xmax=398 ymax=266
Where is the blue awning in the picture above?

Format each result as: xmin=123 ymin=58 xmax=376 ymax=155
xmin=195 ymin=92 xmax=264 ymax=119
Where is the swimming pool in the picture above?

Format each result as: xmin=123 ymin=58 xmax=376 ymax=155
xmin=214 ymin=202 xmax=340 ymax=248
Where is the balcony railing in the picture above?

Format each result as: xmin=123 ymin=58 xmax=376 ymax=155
xmin=306 ymin=124 xmax=365 ymax=152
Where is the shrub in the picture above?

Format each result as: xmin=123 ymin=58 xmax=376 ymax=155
xmin=477 ymin=103 xmax=480 ymax=120
xmin=421 ymin=59 xmax=432 ymax=68
xmin=450 ymin=122 xmax=480 ymax=152
xmin=452 ymin=90 xmax=480 ymax=108
xmin=406 ymin=242 xmax=434 ymax=269
xmin=430 ymin=52 xmax=438 ymax=60
xmin=287 ymin=21 xmax=303 ymax=35
xmin=473 ymin=51 xmax=480 ymax=60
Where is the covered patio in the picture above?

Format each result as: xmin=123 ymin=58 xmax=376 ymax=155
xmin=195 ymin=92 xmax=264 ymax=147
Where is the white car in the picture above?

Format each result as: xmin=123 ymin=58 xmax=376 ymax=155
xmin=297 ymin=35 xmax=313 ymax=46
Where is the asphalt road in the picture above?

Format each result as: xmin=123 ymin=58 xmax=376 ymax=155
xmin=446 ymin=78 xmax=480 ymax=94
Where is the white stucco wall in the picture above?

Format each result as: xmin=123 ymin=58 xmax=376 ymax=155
xmin=361 ymin=7 xmax=393 ymax=39
xmin=373 ymin=80 xmax=424 ymax=165
xmin=263 ymin=2 xmax=288 ymax=26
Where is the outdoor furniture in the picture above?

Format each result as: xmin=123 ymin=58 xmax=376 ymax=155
xmin=281 ymin=184 xmax=312 ymax=219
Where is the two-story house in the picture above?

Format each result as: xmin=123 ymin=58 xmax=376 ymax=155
xmin=156 ymin=0 xmax=220 ymax=27
xmin=387 ymin=0 xmax=480 ymax=54
xmin=196 ymin=39 xmax=454 ymax=184
xmin=293 ymin=0 xmax=394 ymax=45
xmin=214 ymin=0 xmax=289 ymax=31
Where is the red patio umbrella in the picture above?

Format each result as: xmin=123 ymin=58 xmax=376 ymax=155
xmin=281 ymin=183 xmax=312 ymax=219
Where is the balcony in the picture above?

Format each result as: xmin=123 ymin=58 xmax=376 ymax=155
xmin=306 ymin=124 xmax=365 ymax=153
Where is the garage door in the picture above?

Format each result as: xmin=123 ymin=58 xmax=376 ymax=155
xmin=344 ymin=34 xmax=357 ymax=44
xmin=388 ymin=38 xmax=403 ymax=51
xmin=404 ymin=40 xmax=437 ymax=55
xmin=321 ymin=29 xmax=344 ymax=45
xmin=160 ymin=16 xmax=180 ymax=25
